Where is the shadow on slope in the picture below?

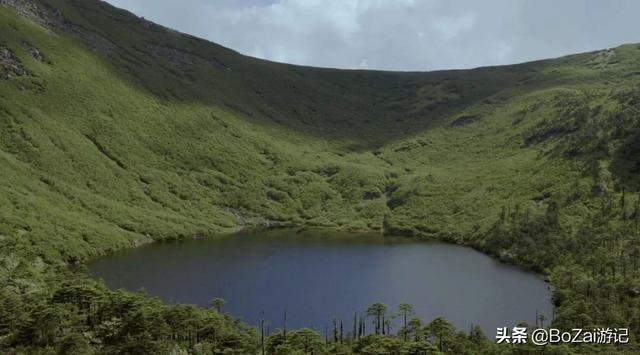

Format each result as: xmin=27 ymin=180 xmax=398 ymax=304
xmin=5 ymin=0 xmax=602 ymax=150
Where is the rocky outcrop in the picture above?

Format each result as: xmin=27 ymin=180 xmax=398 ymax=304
xmin=0 ymin=46 xmax=26 ymax=79
xmin=22 ymin=41 xmax=49 ymax=63
xmin=0 ymin=0 xmax=115 ymax=56
xmin=1 ymin=0 xmax=230 ymax=68
xmin=0 ymin=0 xmax=63 ymax=29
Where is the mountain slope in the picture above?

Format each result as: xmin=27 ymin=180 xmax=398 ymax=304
xmin=2 ymin=0 xmax=640 ymax=353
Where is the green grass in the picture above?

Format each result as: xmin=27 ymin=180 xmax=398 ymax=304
xmin=2 ymin=0 xmax=640 ymax=353
xmin=0 ymin=0 xmax=635 ymax=261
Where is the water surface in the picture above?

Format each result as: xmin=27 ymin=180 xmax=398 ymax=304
xmin=90 ymin=228 xmax=552 ymax=335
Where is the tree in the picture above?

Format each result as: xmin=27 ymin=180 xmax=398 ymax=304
xmin=353 ymin=312 xmax=358 ymax=340
xmin=283 ymin=309 xmax=288 ymax=340
xmin=210 ymin=298 xmax=225 ymax=313
xmin=407 ymin=318 xmax=422 ymax=342
xmin=289 ymin=328 xmax=323 ymax=353
xmin=366 ymin=303 xmax=387 ymax=335
xmin=469 ymin=325 xmax=488 ymax=344
xmin=538 ymin=314 xmax=547 ymax=328
xmin=58 ymin=333 xmax=95 ymax=355
xmin=358 ymin=313 xmax=366 ymax=339
xmin=383 ymin=318 xmax=392 ymax=336
xmin=398 ymin=303 xmax=414 ymax=341
xmin=425 ymin=317 xmax=455 ymax=352
xmin=407 ymin=340 xmax=437 ymax=355
xmin=260 ymin=312 xmax=266 ymax=355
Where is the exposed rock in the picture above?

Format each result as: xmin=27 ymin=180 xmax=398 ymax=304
xmin=22 ymin=41 xmax=47 ymax=63
xmin=0 ymin=46 xmax=27 ymax=79
xmin=1 ymin=0 xmax=115 ymax=56
xmin=0 ymin=0 xmax=62 ymax=29
xmin=2 ymin=1 xmax=228 ymax=65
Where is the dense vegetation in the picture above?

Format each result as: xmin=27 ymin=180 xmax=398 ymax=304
xmin=1 ymin=0 xmax=640 ymax=353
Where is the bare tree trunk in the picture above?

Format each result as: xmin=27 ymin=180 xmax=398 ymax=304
xmin=261 ymin=315 xmax=265 ymax=355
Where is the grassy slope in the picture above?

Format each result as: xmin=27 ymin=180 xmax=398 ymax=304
xmin=1 ymin=0 xmax=640 ymax=267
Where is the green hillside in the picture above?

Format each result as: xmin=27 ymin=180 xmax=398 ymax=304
xmin=2 ymin=0 xmax=640 ymax=353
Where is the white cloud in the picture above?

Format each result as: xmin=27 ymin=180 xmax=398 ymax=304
xmin=104 ymin=0 xmax=640 ymax=71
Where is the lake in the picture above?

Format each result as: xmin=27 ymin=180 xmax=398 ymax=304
xmin=89 ymin=228 xmax=553 ymax=335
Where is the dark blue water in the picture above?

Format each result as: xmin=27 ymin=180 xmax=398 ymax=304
xmin=89 ymin=228 xmax=553 ymax=335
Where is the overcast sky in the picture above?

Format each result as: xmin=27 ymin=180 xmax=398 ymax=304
xmin=104 ymin=0 xmax=640 ymax=71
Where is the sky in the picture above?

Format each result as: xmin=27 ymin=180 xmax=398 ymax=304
xmin=104 ymin=0 xmax=640 ymax=71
